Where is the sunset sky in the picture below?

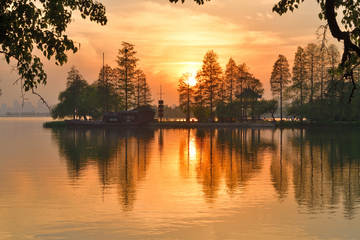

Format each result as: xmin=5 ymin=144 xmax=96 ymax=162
xmin=0 ymin=0 xmax=341 ymax=108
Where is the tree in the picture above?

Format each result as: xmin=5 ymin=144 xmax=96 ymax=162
xmin=65 ymin=66 xmax=88 ymax=119
xmin=193 ymin=69 xmax=208 ymax=122
xmin=178 ymin=72 xmax=195 ymax=122
xmin=133 ymin=69 xmax=145 ymax=108
xmin=133 ymin=68 xmax=152 ymax=107
xmin=77 ymin=84 xmax=101 ymax=120
xmin=225 ymin=58 xmax=238 ymax=103
xmin=51 ymin=66 xmax=89 ymax=119
xmin=194 ymin=69 xmax=205 ymax=108
xmin=252 ymin=99 xmax=278 ymax=121
xmin=290 ymin=46 xmax=308 ymax=122
xmin=215 ymin=101 xmax=231 ymax=122
xmin=236 ymin=63 xmax=251 ymax=97
xmin=109 ymin=67 xmax=122 ymax=112
xmin=142 ymin=78 xmax=153 ymax=106
xmin=270 ymin=54 xmax=291 ymax=121
xmin=305 ymin=43 xmax=319 ymax=103
xmin=116 ymin=42 xmax=139 ymax=110
xmin=96 ymin=64 xmax=113 ymax=113
xmin=0 ymin=0 xmax=107 ymax=93
xmin=218 ymin=77 xmax=227 ymax=103
xmin=198 ymin=50 xmax=223 ymax=119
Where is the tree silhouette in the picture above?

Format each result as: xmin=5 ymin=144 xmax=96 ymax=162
xmin=116 ymin=42 xmax=139 ymax=111
xmin=225 ymin=58 xmax=238 ymax=104
xmin=199 ymin=50 xmax=223 ymax=119
xmin=290 ymin=46 xmax=308 ymax=122
xmin=96 ymin=64 xmax=113 ymax=113
xmin=270 ymin=55 xmax=291 ymax=121
xmin=178 ymin=72 xmax=195 ymax=122
xmin=51 ymin=66 xmax=89 ymax=119
xmin=134 ymin=69 xmax=146 ymax=107
xmin=305 ymin=43 xmax=319 ymax=103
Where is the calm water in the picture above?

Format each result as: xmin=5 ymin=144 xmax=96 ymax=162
xmin=1 ymin=118 xmax=360 ymax=239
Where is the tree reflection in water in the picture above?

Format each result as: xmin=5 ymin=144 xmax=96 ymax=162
xmin=51 ymin=127 xmax=155 ymax=211
xmin=52 ymin=127 xmax=360 ymax=219
xmin=179 ymin=128 xmax=276 ymax=202
xmin=270 ymin=128 xmax=289 ymax=201
xmin=284 ymin=128 xmax=360 ymax=219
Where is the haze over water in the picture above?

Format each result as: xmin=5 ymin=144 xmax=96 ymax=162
xmin=1 ymin=117 xmax=360 ymax=239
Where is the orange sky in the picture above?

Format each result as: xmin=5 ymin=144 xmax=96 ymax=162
xmin=0 ymin=0 xmax=341 ymax=108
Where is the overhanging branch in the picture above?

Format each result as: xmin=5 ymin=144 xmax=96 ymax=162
xmin=325 ymin=0 xmax=360 ymax=66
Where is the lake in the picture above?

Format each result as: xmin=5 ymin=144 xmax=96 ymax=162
xmin=1 ymin=117 xmax=360 ymax=239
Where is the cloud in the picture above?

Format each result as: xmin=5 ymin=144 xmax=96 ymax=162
xmin=266 ymin=13 xmax=274 ymax=19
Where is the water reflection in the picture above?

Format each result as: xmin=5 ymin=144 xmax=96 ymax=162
xmin=51 ymin=127 xmax=155 ymax=211
xmin=178 ymin=129 xmax=276 ymax=202
xmin=51 ymin=127 xmax=360 ymax=219
xmin=270 ymin=129 xmax=289 ymax=200
xmin=283 ymin=128 xmax=360 ymax=219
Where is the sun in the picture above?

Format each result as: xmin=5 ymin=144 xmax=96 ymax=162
xmin=187 ymin=74 xmax=197 ymax=87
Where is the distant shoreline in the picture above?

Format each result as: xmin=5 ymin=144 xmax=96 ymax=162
xmin=43 ymin=120 xmax=360 ymax=129
xmin=43 ymin=120 xmax=276 ymax=128
xmin=0 ymin=115 xmax=51 ymax=117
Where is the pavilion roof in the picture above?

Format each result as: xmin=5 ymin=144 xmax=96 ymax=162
xmin=236 ymin=88 xmax=262 ymax=99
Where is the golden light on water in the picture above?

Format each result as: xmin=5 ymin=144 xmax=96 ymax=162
xmin=188 ymin=132 xmax=197 ymax=163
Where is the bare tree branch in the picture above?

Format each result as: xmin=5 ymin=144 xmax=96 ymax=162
xmin=32 ymin=88 xmax=51 ymax=112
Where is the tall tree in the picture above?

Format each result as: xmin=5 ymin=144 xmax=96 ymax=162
xmin=51 ymin=66 xmax=88 ymax=119
xmin=0 ymin=0 xmax=107 ymax=93
xmin=290 ymin=46 xmax=308 ymax=122
xmin=133 ymin=69 xmax=145 ymax=108
xmin=109 ymin=67 xmax=122 ymax=112
xmin=270 ymin=54 xmax=291 ymax=121
xmin=305 ymin=43 xmax=319 ymax=103
xmin=225 ymin=58 xmax=238 ymax=103
xmin=116 ymin=42 xmax=139 ymax=110
xmin=199 ymin=50 xmax=223 ymax=119
xmin=194 ymin=69 xmax=205 ymax=108
xmin=142 ymin=77 xmax=153 ymax=106
xmin=133 ymin=69 xmax=152 ymax=107
xmin=178 ymin=72 xmax=195 ymax=122
xmin=236 ymin=63 xmax=251 ymax=96
xmin=193 ymin=69 xmax=207 ymax=121
xmin=246 ymin=76 xmax=264 ymax=120
xmin=66 ymin=66 xmax=88 ymax=119
xmin=235 ymin=63 xmax=252 ymax=120
xmin=218 ymin=76 xmax=227 ymax=104
xmin=96 ymin=64 xmax=114 ymax=113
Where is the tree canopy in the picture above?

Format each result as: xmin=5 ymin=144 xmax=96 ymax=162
xmin=0 ymin=0 xmax=107 ymax=92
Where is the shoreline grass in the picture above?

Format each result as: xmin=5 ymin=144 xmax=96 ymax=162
xmin=43 ymin=121 xmax=67 ymax=128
